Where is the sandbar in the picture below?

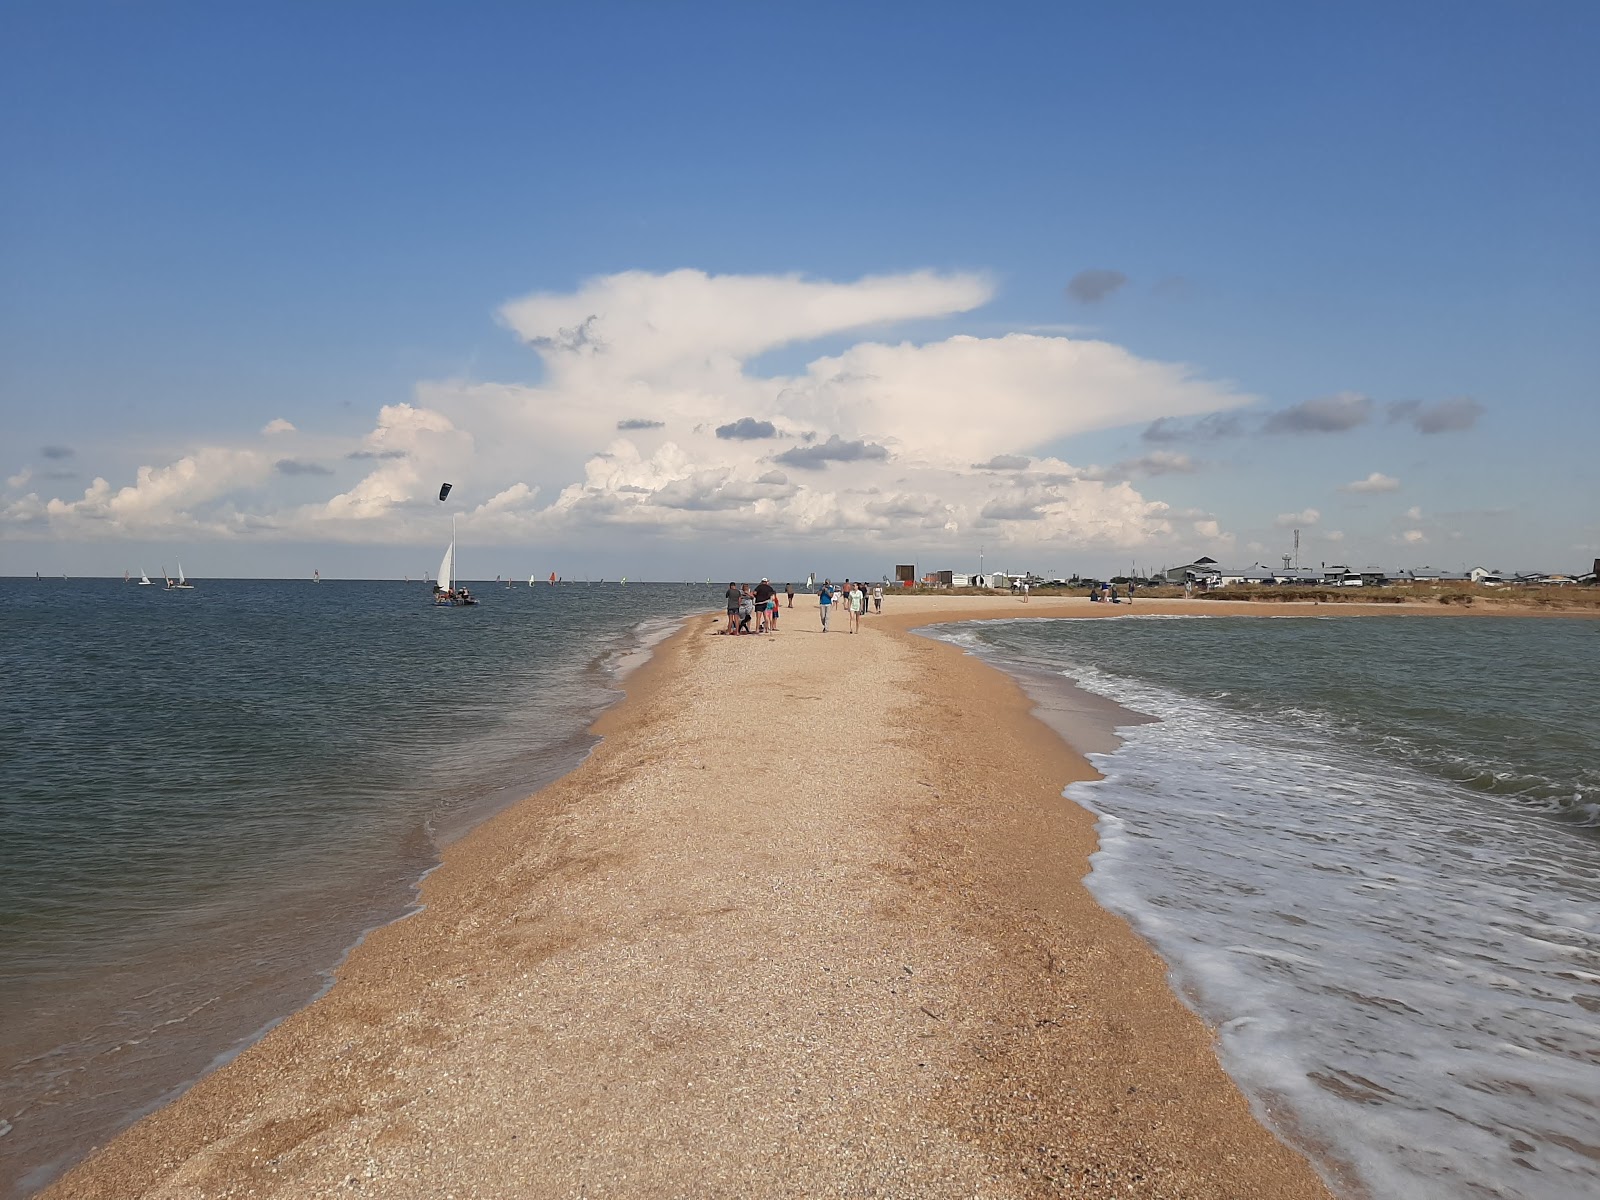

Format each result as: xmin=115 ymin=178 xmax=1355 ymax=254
xmin=44 ymin=594 xmax=1374 ymax=1198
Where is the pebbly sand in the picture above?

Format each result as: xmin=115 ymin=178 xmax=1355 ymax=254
xmin=44 ymin=594 xmax=1365 ymax=1199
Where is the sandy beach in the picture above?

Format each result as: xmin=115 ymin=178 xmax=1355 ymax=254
xmin=44 ymin=595 xmax=1370 ymax=1199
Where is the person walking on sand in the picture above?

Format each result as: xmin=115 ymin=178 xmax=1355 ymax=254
xmin=872 ymin=583 xmax=882 ymax=614
xmin=849 ymin=582 xmax=864 ymax=633
xmin=1022 ymin=580 xmax=1030 ymax=603
xmin=818 ymin=579 xmax=834 ymax=632
xmin=786 ymin=582 xmax=794 ymax=608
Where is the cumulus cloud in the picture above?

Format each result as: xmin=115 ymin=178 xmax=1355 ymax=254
xmin=1398 ymin=529 xmax=1427 ymax=544
xmin=1065 ymin=269 xmax=1128 ymax=304
xmin=1325 ymin=530 xmax=1346 ymax=543
xmin=262 ymin=419 xmax=297 ymax=435
xmin=500 ymin=268 xmax=994 ymax=378
xmin=1263 ymin=392 xmax=1374 ymax=434
xmin=714 ymin=417 xmax=778 ymax=440
xmin=1341 ymin=472 xmax=1401 ymax=493
xmin=8 ymin=467 xmax=33 ymax=490
xmin=10 ymin=267 xmax=1261 ymax=555
xmin=773 ymin=435 xmax=889 ymax=469
xmin=1389 ymin=397 xmax=1484 ymax=434
xmin=41 ymin=445 xmax=75 ymax=460
xmin=275 ymin=459 xmax=333 ymax=476
xmin=40 ymin=449 xmax=271 ymax=533
xmin=1274 ymin=508 xmax=1321 ymax=527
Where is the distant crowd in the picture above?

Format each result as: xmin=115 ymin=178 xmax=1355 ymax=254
xmin=721 ymin=579 xmax=883 ymax=635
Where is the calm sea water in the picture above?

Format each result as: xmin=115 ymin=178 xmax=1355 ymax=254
xmin=932 ymin=615 xmax=1600 ymax=1200
xmin=0 ymin=577 xmax=728 ymax=1197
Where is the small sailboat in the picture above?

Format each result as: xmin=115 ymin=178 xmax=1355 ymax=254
xmin=168 ymin=562 xmax=195 ymax=590
xmin=123 ymin=570 xmax=130 ymax=584
xmin=313 ymin=569 xmax=321 ymax=584
xmin=138 ymin=568 xmax=153 ymax=587
xmin=528 ymin=574 xmax=536 ymax=587
xmin=432 ymin=516 xmax=476 ymax=606
xmin=548 ymin=571 xmax=557 ymax=585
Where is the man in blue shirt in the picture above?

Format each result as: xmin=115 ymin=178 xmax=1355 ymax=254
xmin=817 ymin=579 xmax=834 ymax=632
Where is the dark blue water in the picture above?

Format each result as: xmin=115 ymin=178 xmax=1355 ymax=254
xmin=935 ymin=615 xmax=1600 ymax=1200
xmin=0 ymin=578 xmax=725 ymax=1196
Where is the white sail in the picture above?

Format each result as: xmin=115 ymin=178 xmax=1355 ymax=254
xmin=528 ymin=574 xmax=535 ymax=587
xmin=436 ymin=540 xmax=455 ymax=592
xmin=139 ymin=568 xmax=152 ymax=585
xmin=177 ymin=562 xmax=187 ymax=585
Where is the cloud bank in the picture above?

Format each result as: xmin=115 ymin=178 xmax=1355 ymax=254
xmin=5 ymin=267 xmax=1262 ymax=556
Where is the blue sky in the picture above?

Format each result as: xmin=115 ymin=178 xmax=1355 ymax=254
xmin=3 ymin=2 xmax=1596 ymax=579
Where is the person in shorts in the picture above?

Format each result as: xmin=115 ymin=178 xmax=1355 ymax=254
xmin=724 ymin=581 xmax=740 ymax=633
xmin=753 ymin=578 xmax=776 ymax=633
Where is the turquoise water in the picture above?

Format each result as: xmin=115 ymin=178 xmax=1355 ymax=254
xmin=0 ymin=578 xmax=726 ymax=1197
xmin=934 ymin=615 xmax=1600 ymax=1200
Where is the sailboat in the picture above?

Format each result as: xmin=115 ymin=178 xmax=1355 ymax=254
xmin=528 ymin=573 xmax=536 ymax=587
xmin=168 ymin=562 xmax=195 ymax=590
xmin=313 ymin=569 xmax=321 ymax=584
xmin=138 ymin=568 xmax=153 ymax=587
xmin=548 ymin=571 xmax=557 ymax=585
xmin=432 ymin=516 xmax=476 ymax=606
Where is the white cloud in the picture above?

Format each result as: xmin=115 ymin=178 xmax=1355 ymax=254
xmin=6 ymin=467 xmax=32 ymax=490
xmin=1325 ymin=530 xmax=1346 ymax=542
xmin=1405 ymin=506 xmax=1424 ymax=520
xmin=1274 ymin=508 xmax=1320 ymax=527
xmin=8 ymin=268 xmax=1259 ymax=555
xmin=1398 ymin=529 xmax=1427 ymax=544
xmin=1341 ymin=472 xmax=1401 ymax=494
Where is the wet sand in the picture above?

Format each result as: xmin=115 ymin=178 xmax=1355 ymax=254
xmin=45 ymin=595 xmax=1351 ymax=1199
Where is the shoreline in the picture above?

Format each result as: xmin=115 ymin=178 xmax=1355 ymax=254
xmin=6 ymin=604 xmax=700 ymax=1199
xmin=43 ymin=594 xmax=1580 ymax=1197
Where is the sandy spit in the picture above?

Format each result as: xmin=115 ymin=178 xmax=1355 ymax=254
xmin=46 ymin=595 xmax=1352 ymax=1200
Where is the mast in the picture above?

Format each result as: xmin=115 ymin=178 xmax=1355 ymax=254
xmin=451 ymin=513 xmax=458 ymax=591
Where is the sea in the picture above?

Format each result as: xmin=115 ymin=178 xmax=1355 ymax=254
xmin=0 ymin=577 xmax=732 ymax=1198
xmin=929 ymin=614 xmax=1600 ymax=1200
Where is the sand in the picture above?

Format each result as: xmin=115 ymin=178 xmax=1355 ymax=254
xmin=44 ymin=595 xmax=1349 ymax=1199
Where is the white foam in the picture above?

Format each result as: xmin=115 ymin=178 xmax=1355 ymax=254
xmin=1054 ymin=664 xmax=1600 ymax=1200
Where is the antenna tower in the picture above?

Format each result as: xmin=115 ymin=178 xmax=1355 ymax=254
xmin=1294 ymin=528 xmax=1301 ymax=570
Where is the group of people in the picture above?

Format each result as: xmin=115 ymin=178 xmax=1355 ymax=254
xmin=719 ymin=578 xmax=884 ymax=635
xmin=723 ymin=578 xmax=794 ymax=634
xmin=1088 ymin=581 xmax=1133 ymax=604
xmin=816 ymin=579 xmax=881 ymax=633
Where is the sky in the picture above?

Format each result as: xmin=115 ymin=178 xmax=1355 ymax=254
xmin=3 ymin=1 xmax=1596 ymax=581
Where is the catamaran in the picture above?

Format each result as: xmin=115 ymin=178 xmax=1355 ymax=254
xmin=432 ymin=516 xmax=476 ymax=606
